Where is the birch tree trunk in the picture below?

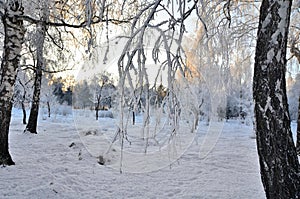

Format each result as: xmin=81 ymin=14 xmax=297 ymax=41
xmin=253 ymin=0 xmax=300 ymax=198
xmin=18 ymin=79 xmax=28 ymax=124
xmin=47 ymin=101 xmax=50 ymax=118
xmin=25 ymin=68 xmax=42 ymax=133
xmin=21 ymin=99 xmax=26 ymax=124
xmin=25 ymin=5 xmax=47 ymax=134
xmin=95 ymin=92 xmax=101 ymax=120
xmin=0 ymin=1 xmax=25 ymax=165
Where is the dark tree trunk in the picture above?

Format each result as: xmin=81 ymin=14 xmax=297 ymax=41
xmin=297 ymin=96 xmax=300 ymax=155
xmin=0 ymin=1 xmax=25 ymax=165
xmin=47 ymin=101 xmax=51 ymax=118
xmin=194 ymin=112 xmax=199 ymax=130
xmin=132 ymin=111 xmax=135 ymax=125
xmin=25 ymin=63 xmax=42 ymax=134
xmin=19 ymin=83 xmax=27 ymax=125
xmin=95 ymin=105 xmax=99 ymax=120
xmin=18 ymin=78 xmax=28 ymax=124
xmin=25 ymin=19 xmax=46 ymax=134
xmin=253 ymin=0 xmax=300 ymax=198
xmin=21 ymin=101 xmax=27 ymax=125
xmin=95 ymin=93 xmax=102 ymax=120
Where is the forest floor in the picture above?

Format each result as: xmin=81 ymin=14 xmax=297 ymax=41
xmin=2 ymin=108 xmax=298 ymax=199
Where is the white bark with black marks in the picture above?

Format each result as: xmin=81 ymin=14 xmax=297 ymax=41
xmin=0 ymin=1 xmax=25 ymax=165
xmin=25 ymin=1 xmax=48 ymax=134
xmin=253 ymin=0 xmax=300 ymax=198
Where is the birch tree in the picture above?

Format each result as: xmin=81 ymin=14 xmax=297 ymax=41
xmin=0 ymin=0 xmax=137 ymax=164
xmin=40 ymin=75 xmax=58 ymax=118
xmin=25 ymin=0 xmax=48 ymax=134
xmin=90 ymin=73 xmax=114 ymax=120
xmin=14 ymin=69 xmax=33 ymax=124
xmin=23 ymin=0 xmax=134 ymax=134
xmin=253 ymin=0 xmax=300 ymax=198
xmin=0 ymin=0 xmax=26 ymax=165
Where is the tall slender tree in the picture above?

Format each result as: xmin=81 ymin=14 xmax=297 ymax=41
xmin=14 ymin=69 xmax=33 ymax=124
xmin=0 ymin=0 xmax=140 ymax=164
xmin=253 ymin=0 xmax=300 ymax=198
xmin=25 ymin=1 xmax=48 ymax=133
xmin=24 ymin=0 xmax=134 ymax=133
xmin=0 ymin=1 xmax=26 ymax=165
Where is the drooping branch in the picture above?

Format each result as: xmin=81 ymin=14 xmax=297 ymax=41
xmin=20 ymin=14 xmax=133 ymax=28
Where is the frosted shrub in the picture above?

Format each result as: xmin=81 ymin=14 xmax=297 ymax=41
xmin=98 ymin=110 xmax=113 ymax=118
xmin=52 ymin=104 xmax=72 ymax=117
xmin=217 ymin=106 xmax=226 ymax=121
xmin=61 ymin=104 xmax=72 ymax=116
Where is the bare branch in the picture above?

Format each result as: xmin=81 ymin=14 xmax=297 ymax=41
xmin=20 ymin=14 xmax=133 ymax=29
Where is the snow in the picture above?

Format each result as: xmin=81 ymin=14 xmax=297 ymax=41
xmin=0 ymin=108 xmax=272 ymax=198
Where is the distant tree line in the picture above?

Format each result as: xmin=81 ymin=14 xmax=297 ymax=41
xmin=52 ymin=77 xmax=73 ymax=106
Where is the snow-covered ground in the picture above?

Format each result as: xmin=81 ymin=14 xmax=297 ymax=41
xmin=3 ymin=108 xmax=297 ymax=199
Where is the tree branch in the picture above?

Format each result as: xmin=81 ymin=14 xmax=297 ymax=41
xmin=20 ymin=14 xmax=133 ymax=29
